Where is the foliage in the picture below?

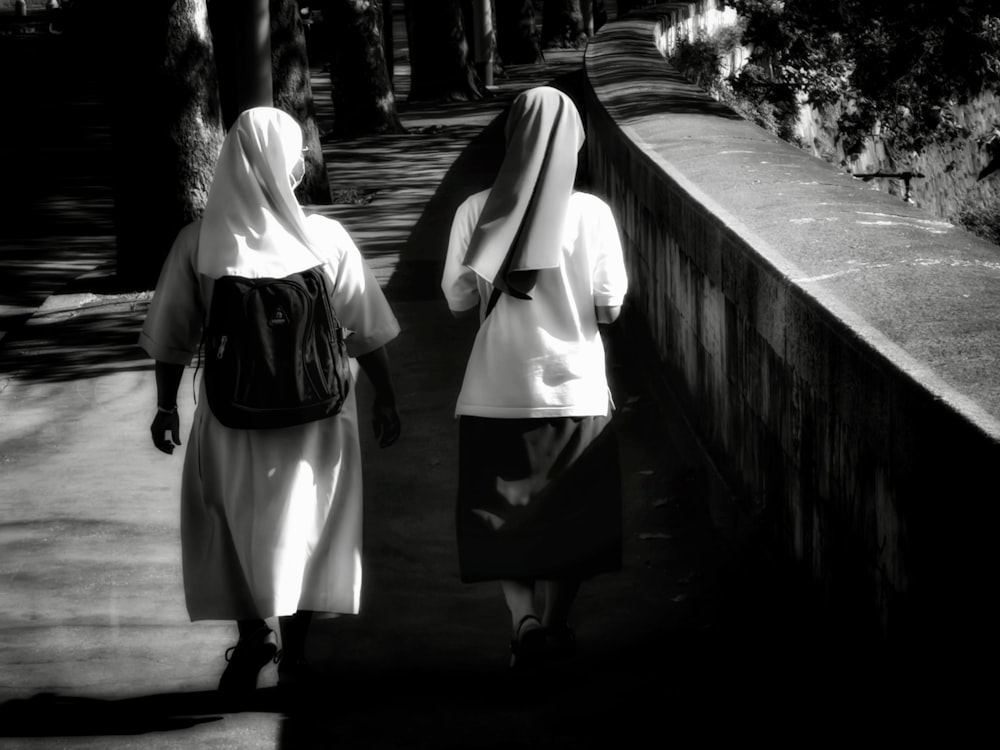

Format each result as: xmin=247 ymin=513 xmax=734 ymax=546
xmin=669 ymin=20 xmax=808 ymax=139
xmin=670 ymin=33 xmax=724 ymax=89
xmin=669 ymin=20 xmax=745 ymax=90
xmin=725 ymin=62 xmax=799 ymax=140
xmin=541 ymin=0 xmax=586 ymax=49
xmin=955 ymin=203 xmax=1000 ymax=246
xmin=730 ymin=0 xmax=1000 ymax=158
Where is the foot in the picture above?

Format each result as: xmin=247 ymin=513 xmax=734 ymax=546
xmin=218 ymin=626 xmax=279 ymax=695
xmin=509 ymin=614 xmax=546 ymax=669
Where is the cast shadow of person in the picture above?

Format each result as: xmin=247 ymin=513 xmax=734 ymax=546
xmin=0 ymin=688 xmax=236 ymax=738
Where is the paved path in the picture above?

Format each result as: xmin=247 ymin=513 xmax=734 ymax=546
xmin=0 ymin=31 xmax=952 ymax=750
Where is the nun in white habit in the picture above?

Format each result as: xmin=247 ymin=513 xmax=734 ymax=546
xmin=441 ymin=86 xmax=629 ymax=669
xmin=139 ymin=106 xmax=401 ymax=694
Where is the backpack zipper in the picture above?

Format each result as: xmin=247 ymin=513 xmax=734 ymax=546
xmin=217 ymin=335 xmax=228 ymax=359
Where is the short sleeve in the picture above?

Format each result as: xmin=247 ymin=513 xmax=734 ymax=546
xmin=441 ymin=193 xmax=486 ymax=313
xmin=309 ymin=216 xmax=400 ymax=358
xmin=137 ymin=222 xmax=205 ymax=365
xmin=589 ymin=199 xmax=628 ymax=307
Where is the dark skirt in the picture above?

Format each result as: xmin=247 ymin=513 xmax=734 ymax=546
xmin=456 ymin=413 xmax=622 ymax=583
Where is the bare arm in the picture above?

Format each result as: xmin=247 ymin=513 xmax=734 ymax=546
xmin=150 ymin=361 xmax=184 ymax=454
xmin=450 ymin=306 xmax=479 ymax=321
xmin=356 ymin=345 xmax=401 ymax=448
xmin=596 ymin=305 xmax=621 ymax=325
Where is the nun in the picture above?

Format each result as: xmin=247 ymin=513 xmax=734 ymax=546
xmin=140 ymin=107 xmax=401 ymax=695
xmin=441 ymin=86 xmax=629 ymax=668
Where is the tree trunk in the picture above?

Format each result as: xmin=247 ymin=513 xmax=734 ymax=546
xmin=470 ymin=0 xmax=495 ymax=86
xmin=113 ymin=0 xmax=224 ymax=290
xmin=323 ymin=0 xmax=404 ymax=138
xmin=497 ymin=0 xmax=543 ymax=64
xmin=404 ymin=0 xmax=484 ymax=102
xmin=271 ymin=0 xmax=333 ymax=204
xmin=383 ymin=0 xmax=394 ymax=84
xmin=541 ymin=0 xmax=585 ymax=49
xmin=593 ymin=0 xmax=607 ymax=31
xmin=209 ymin=0 xmax=274 ymax=129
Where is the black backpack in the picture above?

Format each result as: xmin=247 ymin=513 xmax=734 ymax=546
xmin=203 ymin=265 xmax=352 ymax=430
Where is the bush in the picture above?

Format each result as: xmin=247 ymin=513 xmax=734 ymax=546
xmin=727 ymin=63 xmax=799 ymax=140
xmin=669 ymin=21 xmax=745 ymax=91
xmin=956 ymin=205 xmax=1000 ymax=246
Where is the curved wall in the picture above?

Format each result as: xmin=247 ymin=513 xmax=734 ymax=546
xmin=583 ymin=6 xmax=1000 ymax=644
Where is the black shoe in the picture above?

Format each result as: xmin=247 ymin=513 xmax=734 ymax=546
xmin=509 ymin=614 xmax=546 ymax=670
xmin=218 ymin=626 xmax=280 ymax=695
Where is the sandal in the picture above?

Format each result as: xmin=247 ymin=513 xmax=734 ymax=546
xmin=509 ymin=614 xmax=546 ymax=669
xmin=218 ymin=626 xmax=280 ymax=695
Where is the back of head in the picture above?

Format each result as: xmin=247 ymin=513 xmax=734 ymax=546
xmin=463 ymin=87 xmax=586 ymax=299
xmin=504 ymin=86 xmax=584 ymax=155
xmin=197 ymin=107 xmax=319 ymax=279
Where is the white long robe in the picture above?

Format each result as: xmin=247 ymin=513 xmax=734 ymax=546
xmin=139 ymin=215 xmax=400 ymax=620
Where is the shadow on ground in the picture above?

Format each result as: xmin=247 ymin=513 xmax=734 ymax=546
xmin=0 ymin=296 xmax=153 ymax=384
xmin=0 ymin=690 xmax=226 ymax=737
xmin=0 ymin=660 xmax=689 ymax=744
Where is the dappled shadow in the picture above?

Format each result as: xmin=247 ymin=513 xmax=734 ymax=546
xmin=585 ymin=23 xmax=746 ymax=124
xmin=0 ymin=298 xmax=152 ymax=383
xmin=0 ymin=237 xmax=115 ymax=322
xmin=382 ymin=112 xmax=505 ymax=301
xmin=0 ymin=27 xmax=117 ymax=346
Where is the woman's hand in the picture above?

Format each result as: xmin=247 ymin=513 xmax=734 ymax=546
xmin=372 ymin=397 xmax=401 ymax=448
xmin=357 ymin=346 xmax=400 ymax=448
xmin=151 ymin=406 xmax=181 ymax=454
xmin=151 ymin=361 xmax=185 ymax=454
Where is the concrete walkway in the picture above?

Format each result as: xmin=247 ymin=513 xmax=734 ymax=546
xmin=0 ymin=43 xmax=953 ymax=750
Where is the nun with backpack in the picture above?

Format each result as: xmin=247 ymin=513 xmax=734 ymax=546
xmin=139 ymin=106 xmax=401 ymax=696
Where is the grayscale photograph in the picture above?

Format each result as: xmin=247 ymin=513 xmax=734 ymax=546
xmin=1 ymin=1 xmax=997 ymax=746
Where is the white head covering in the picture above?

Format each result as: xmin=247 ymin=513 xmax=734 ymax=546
xmin=197 ymin=106 xmax=319 ymax=279
xmin=462 ymin=86 xmax=585 ymax=299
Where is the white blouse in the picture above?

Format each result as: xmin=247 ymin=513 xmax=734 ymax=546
xmin=442 ymin=190 xmax=628 ymax=418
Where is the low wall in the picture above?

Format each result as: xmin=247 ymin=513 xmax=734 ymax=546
xmin=583 ymin=6 xmax=1000 ymax=648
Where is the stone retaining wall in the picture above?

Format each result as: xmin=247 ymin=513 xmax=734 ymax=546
xmin=584 ymin=6 xmax=1000 ymax=647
